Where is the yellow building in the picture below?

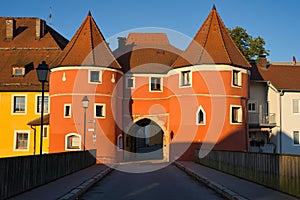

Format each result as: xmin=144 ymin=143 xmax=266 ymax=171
xmin=0 ymin=17 xmax=67 ymax=157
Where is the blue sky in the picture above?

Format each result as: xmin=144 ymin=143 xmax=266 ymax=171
xmin=1 ymin=0 xmax=299 ymax=61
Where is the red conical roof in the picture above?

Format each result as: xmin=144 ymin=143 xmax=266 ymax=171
xmin=172 ymin=6 xmax=250 ymax=69
xmin=51 ymin=12 xmax=121 ymax=69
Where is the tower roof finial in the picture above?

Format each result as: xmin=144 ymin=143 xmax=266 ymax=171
xmin=87 ymin=10 xmax=92 ymax=16
xmin=212 ymin=4 xmax=216 ymax=11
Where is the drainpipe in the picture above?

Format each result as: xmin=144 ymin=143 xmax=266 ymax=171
xmin=279 ymin=90 xmax=284 ymax=154
xmin=30 ymin=125 xmax=37 ymax=155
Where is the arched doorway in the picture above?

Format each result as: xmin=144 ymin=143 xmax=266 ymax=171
xmin=124 ymin=118 xmax=164 ymax=161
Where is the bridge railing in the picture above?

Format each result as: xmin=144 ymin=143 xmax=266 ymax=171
xmin=0 ymin=150 xmax=96 ymax=200
xmin=195 ymin=150 xmax=300 ymax=198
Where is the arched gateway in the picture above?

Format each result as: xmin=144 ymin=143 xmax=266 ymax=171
xmin=124 ymin=118 xmax=166 ymax=161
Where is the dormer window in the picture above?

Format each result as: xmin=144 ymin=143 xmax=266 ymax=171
xmin=13 ymin=67 xmax=25 ymax=77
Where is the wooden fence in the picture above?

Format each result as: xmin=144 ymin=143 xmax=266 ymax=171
xmin=0 ymin=150 xmax=96 ymax=199
xmin=195 ymin=150 xmax=300 ymax=198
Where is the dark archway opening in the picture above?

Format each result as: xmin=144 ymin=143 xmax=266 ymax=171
xmin=124 ymin=118 xmax=164 ymax=161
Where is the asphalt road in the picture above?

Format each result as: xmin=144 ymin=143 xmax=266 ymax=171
xmin=80 ymin=164 xmax=224 ymax=200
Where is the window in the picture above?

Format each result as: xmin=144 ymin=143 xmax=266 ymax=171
xmin=126 ymin=77 xmax=135 ymax=88
xmin=15 ymin=131 xmax=29 ymax=150
xmin=89 ymin=70 xmax=101 ymax=83
xmin=181 ymin=70 xmax=191 ymax=87
xmin=64 ymin=104 xmax=71 ymax=118
xmin=13 ymin=96 xmax=26 ymax=113
xmin=13 ymin=67 xmax=25 ymax=76
xmin=231 ymin=105 xmax=242 ymax=124
xmin=43 ymin=126 xmax=48 ymax=138
xmin=117 ymin=135 xmax=123 ymax=150
xmin=232 ymin=70 xmax=242 ymax=87
xmin=66 ymin=133 xmax=81 ymax=150
xmin=95 ymin=104 xmax=106 ymax=118
xmin=294 ymin=131 xmax=300 ymax=145
xmin=150 ymin=77 xmax=162 ymax=91
xmin=248 ymin=102 xmax=257 ymax=112
xmin=292 ymin=99 xmax=300 ymax=114
xmin=37 ymin=96 xmax=49 ymax=113
xmin=196 ymin=106 xmax=206 ymax=125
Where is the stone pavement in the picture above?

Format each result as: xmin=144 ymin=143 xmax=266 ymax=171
xmin=175 ymin=161 xmax=298 ymax=200
xmin=8 ymin=161 xmax=299 ymax=200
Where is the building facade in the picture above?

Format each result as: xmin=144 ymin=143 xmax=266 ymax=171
xmin=0 ymin=17 xmax=67 ymax=157
xmin=250 ymin=57 xmax=300 ymax=155
xmin=49 ymin=7 xmax=251 ymax=162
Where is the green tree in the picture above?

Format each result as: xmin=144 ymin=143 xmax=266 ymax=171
xmin=228 ymin=26 xmax=270 ymax=61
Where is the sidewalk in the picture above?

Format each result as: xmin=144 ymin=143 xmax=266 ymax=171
xmin=175 ymin=161 xmax=298 ymax=200
xmin=9 ymin=164 xmax=113 ymax=200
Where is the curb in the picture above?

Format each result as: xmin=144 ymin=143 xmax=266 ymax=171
xmin=57 ymin=167 xmax=114 ymax=200
xmin=174 ymin=162 xmax=248 ymax=200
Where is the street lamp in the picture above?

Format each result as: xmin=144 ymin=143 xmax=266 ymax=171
xmin=36 ymin=61 xmax=49 ymax=155
xmin=82 ymin=96 xmax=89 ymax=151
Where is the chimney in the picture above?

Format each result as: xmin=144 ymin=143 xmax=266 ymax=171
xmin=6 ymin=19 xmax=15 ymax=40
xmin=258 ymin=55 xmax=267 ymax=69
xmin=293 ymin=56 xmax=297 ymax=65
xmin=36 ymin=18 xmax=46 ymax=40
xmin=117 ymin=37 xmax=126 ymax=49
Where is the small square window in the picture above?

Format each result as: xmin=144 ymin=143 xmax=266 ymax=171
xmin=232 ymin=70 xmax=242 ymax=87
xmin=66 ymin=134 xmax=81 ymax=150
xmin=64 ymin=104 xmax=71 ymax=118
xmin=150 ymin=77 xmax=162 ymax=91
xmin=89 ymin=70 xmax=101 ymax=83
xmin=95 ymin=104 xmax=106 ymax=118
xmin=126 ymin=77 xmax=135 ymax=88
xmin=13 ymin=96 xmax=26 ymax=113
xmin=231 ymin=106 xmax=242 ymax=124
xmin=181 ymin=71 xmax=191 ymax=86
xmin=15 ymin=132 xmax=29 ymax=150
xmin=13 ymin=67 xmax=25 ymax=76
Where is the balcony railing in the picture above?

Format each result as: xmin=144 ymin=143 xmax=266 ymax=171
xmin=248 ymin=112 xmax=276 ymax=127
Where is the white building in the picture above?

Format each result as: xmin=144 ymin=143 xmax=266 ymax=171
xmin=249 ymin=56 xmax=300 ymax=155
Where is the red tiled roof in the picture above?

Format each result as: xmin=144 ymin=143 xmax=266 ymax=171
xmin=251 ymin=62 xmax=300 ymax=90
xmin=114 ymin=33 xmax=182 ymax=73
xmin=51 ymin=12 xmax=121 ymax=69
xmin=0 ymin=17 xmax=68 ymax=91
xmin=172 ymin=6 xmax=250 ymax=69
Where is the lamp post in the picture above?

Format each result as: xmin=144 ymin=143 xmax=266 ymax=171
xmin=36 ymin=61 xmax=49 ymax=155
xmin=82 ymin=96 xmax=89 ymax=151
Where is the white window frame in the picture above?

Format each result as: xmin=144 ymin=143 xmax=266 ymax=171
xmin=94 ymin=103 xmax=106 ymax=119
xmin=230 ymin=105 xmax=243 ymax=124
xmin=64 ymin=104 xmax=72 ymax=118
xmin=13 ymin=67 xmax=25 ymax=76
xmin=292 ymin=99 xmax=300 ymax=114
xmin=13 ymin=130 xmax=30 ymax=151
xmin=88 ymin=70 xmax=102 ymax=84
xmin=149 ymin=77 xmax=163 ymax=92
xmin=248 ymin=101 xmax=257 ymax=113
xmin=35 ymin=94 xmax=49 ymax=114
xmin=196 ymin=105 xmax=206 ymax=125
xmin=117 ymin=134 xmax=123 ymax=151
xmin=232 ymin=70 xmax=242 ymax=87
xmin=65 ymin=133 xmax=81 ymax=151
xmin=180 ymin=70 xmax=192 ymax=88
xmin=126 ymin=76 xmax=135 ymax=89
xmin=11 ymin=94 xmax=27 ymax=115
xmin=293 ymin=131 xmax=300 ymax=145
